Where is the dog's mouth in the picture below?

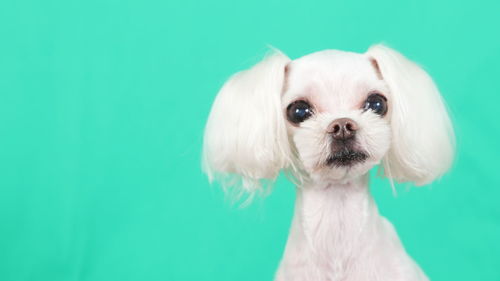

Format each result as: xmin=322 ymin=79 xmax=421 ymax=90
xmin=326 ymin=148 xmax=368 ymax=167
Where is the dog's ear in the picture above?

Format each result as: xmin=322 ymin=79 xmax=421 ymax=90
xmin=366 ymin=45 xmax=455 ymax=185
xmin=203 ymin=51 xmax=292 ymax=193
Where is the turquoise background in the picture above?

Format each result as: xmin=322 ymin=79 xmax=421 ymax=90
xmin=1 ymin=0 xmax=499 ymax=280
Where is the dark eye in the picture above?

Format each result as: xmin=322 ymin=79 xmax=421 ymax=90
xmin=286 ymin=100 xmax=314 ymax=124
xmin=363 ymin=93 xmax=388 ymax=116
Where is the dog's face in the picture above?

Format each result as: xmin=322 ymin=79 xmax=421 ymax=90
xmin=203 ymin=45 xmax=455 ymax=191
xmin=282 ymin=51 xmax=391 ymax=182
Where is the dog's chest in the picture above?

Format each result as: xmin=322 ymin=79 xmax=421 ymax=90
xmin=297 ymin=188 xmax=374 ymax=279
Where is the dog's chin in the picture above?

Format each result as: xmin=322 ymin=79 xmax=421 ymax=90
xmin=325 ymin=148 xmax=368 ymax=168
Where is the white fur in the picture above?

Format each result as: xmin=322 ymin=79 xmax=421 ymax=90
xmin=203 ymin=51 xmax=292 ymax=194
xmin=366 ymin=45 xmax=455 ymax=185
xmin=203 ymin=45 xmax=455 ymax=280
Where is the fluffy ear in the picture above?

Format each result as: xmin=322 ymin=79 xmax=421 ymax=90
xmin=203 ymin=51 xmax=292 ymax=193
xmin=366 ymin=45 xmax=455 ymax=185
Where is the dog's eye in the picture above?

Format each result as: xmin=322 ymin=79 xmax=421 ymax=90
xmin=363 ymin=93 xmax=388 ymax=116
xmin=286 ymin=100 xmax=313 ymax=124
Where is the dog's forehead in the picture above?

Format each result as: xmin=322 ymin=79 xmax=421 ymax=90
xmin=284 ymin=50 xmax=382 ymax=111
xmin=289 ymin=50 xmax=375 ymax=80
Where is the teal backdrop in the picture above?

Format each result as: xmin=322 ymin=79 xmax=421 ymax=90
xmin=1 ymin=0 xmax=499 ymax=280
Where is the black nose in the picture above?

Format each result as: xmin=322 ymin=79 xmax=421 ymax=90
xmin=328 ymin=118 xmax=358 ymax=140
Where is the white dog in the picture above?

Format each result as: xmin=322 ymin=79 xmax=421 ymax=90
xmin=203 ymin=45 xmax=454 ymax=281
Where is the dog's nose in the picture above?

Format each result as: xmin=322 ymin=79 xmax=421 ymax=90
xmin=329 ymin=118 xmax=358 ymax=140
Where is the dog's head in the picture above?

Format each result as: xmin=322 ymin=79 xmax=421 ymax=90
xmin=203 ymin=45 xmax=455 ymax=191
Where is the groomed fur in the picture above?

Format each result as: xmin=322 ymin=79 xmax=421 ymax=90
xmin=366 ymin=45 xmax=455 ymax=185
xmin=203 ymin=52 xmax=293 ymax=194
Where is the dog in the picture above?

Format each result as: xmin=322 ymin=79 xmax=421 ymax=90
xmin=202 ymin=45 xmax=455 ymax=281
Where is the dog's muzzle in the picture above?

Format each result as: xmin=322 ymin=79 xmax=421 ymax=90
xmin=326 ymin=118 xmax=367 ymax=167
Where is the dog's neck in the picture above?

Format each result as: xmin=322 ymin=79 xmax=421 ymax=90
xmin=283 ymin=174 xmax=380 ymax=268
